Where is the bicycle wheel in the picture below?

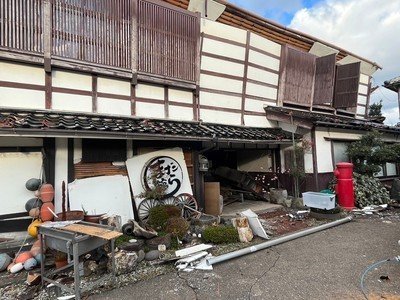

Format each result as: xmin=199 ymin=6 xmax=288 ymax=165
xmin=175 ymin=193 xmax=199 ymax=219
xmin=138 ymin=199 xmax=160 ymax=221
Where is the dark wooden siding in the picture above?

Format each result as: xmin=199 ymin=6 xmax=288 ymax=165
xmin=333 ymin=62 xmax=360 ymax=108
xmin=137 ymin=0 xmax=199 ymax=82
xmin=313 ymin=54 xmax=336 ymax=105
xmin=0 ymin=0 xmax=43 ymax=53
xmin=52 ymin=0 xmax=132 ymax=69
xmin=280 ymin=46 xmax=316 ymax=107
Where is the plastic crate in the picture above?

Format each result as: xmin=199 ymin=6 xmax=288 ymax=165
xmin=302 ymin=192 xmax=336 ymax=210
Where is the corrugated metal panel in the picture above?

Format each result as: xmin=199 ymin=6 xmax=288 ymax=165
xmin=334 ymin=62 xmax=360 ymax=108
xmin=137 ymin=0 xmax=199 ymax=82
xmin=281 ymin=46 xmax=316 ymax=107
xmin=0 ymin=0 xmax=43 ymax=53
xmin=52 ymin=0 xmax=132 ymax=69
xmin=313 ymin=54 xmax=336 ymax=105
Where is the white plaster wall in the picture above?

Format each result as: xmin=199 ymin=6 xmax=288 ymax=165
xmin=245 ymin=98 xmax=275 ymax=112
xmin=200 ymin=91 xmax=241 ymax=109
xmin=52 ymin=93 xmax=92 ymax=112
xmin=200 ymin=108 xmax=241 ymax=125
xmin=243 ymin=115 xmax=274 ymax=128
xmin=360 ymin=74 xmax=369 ymax=84
xmin=97 ymin=77 xmax=130 ymax=96
xmin=52 ymin=70 xmax=92 ymax=91
xmin=247 ymin=67 xmax=279 ymax=86
xmin=54 ymin=138 xmax=68 ymax=213
xmin=97 ymin=98 xmax=131 ymax=116
xmin=136 ymin=84 xmax=164 ymax=100
xmin=0 ymin=61 xmax=45 ymax=85
xmin=246 ymin=83 xmax=277 ymax=99
xmin=201 ymin=56 xmax=244 ymax=77
xmin=249 ymin=33 xmax=281 ymax=57
xmin=0 ymin=152 xmax=43 ymax=215
xmin=358 ymin=95 xmax=367 ymax=105
xmin=73 ymin=138 xmax=82 ymax=164
xmin=315 ymin=129 xmax=334 ymax=173
xmin=0 ymin=87 xmax=45 ymax=109
xmin=202 ymin=38 xmax=246 ymax=60
xmin=357 ymin=106 xmax=366 ymax=116
xmin=201 ymin=18 xmax=247 ymax=43
xmin=136 ymin=102 xmax=165 ymax=118
xmin=169 ymin=105 xmax=193 ymax=121
xmin=303 ymin=132 xmax=314 ymax=174
xmin=168 ymin=88 xmax=193 ymax=104
xmin=200 ymin=74 xmax=243 ymax=94
xmin=358 ymin=84 xmax=368 ymax=95
xmin=0 ymin=137 xmax=42 ymax=147
xmin=248 ymin=50 xmax=280 ymax=71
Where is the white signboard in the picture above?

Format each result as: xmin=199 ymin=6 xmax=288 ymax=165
xmin=126 ymin=148 xmax=193 ymax=208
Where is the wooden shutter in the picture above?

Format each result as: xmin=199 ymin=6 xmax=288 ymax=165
xmin=279 ymin=46 xmax=316 ymax=107
xmin=333 ymin=62 xmax=361 ymax=108
xmin=313 ymin=54 xmax=336 ymax=105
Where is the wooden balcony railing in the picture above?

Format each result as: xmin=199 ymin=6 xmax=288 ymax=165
xmin=0 ymin=0 xmax=200 ymax=86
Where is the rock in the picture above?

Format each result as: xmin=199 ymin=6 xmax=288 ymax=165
xmin=283 ymin=199 xmax=292 ymax=208
xmin=83 ymin=260 xmax=99 ymax=277
xmin=145 ymin=250 xmax=160 ymax=261
xmin=0 ymin=253 xmax=12 ymax=271
xmin=291 ymin=197 xmax=304 ymax=208
xmin=270 ymin=188 xmax=288 ymax=204
xmin=390 ymin=178 xmax=400 ymax=201
xmin=146 ymin=234 xmax=171 ymax=250
xmin=108 ymin=250 xmax=138 ymax=275
xmin=119 ymin=239 xmax=145 ymax=252
xmin=137 ymin=250 xmax=145 ymax=262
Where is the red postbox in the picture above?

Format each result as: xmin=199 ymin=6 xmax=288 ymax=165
xmin=333 ymin=162 xmax=355 ymax=210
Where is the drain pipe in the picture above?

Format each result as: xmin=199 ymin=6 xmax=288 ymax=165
xmin=207 ymin=216 xmax=352 ymax=266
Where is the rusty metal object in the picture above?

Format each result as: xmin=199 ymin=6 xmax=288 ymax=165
xmin=55 ymin=181 xmax=84 ymax=221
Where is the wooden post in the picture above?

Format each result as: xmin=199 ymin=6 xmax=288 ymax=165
xmin=241 ymin=31 xmax=251 ymax=126
xmin=43 ymin=0 xmax=52 ymax=72
xmin=131 ymin=0 xmax=138 ymax=83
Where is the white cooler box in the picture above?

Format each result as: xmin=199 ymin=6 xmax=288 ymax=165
xmin=302 ymin=192 xmax=336 ymax=210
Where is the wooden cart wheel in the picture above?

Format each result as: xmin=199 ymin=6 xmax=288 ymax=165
xmin=175 ymin=193 xmax=199 ymax=219
xmin=138 ymin=199 xmax=160 ymax=221
xmin=161 ymin=196 xmax=179 ymax=206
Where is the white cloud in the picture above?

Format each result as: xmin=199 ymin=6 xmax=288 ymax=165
xmin=289 ymin=0 xmax=400 ymax=124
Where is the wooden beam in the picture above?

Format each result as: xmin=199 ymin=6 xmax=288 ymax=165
xmin=92 ymin=75 xmax=98 ymax=113
xmin=43 ymin=0 xmax=52 ymax=72
xmin=45 ymin=72 xmax=52 ymax=109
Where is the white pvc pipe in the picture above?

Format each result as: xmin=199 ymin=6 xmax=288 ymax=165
xmin=207 ymin=216 xmax=353 ymax=266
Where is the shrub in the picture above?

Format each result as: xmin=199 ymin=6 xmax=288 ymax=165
xmin=148 ymin=205 xmax=183 ymax=230
xmin=165 ymin=217 xmax=189 ymax=239
xmin=354 ymin=173 xmax=390 ymax=208
xmin=203 ymin=225 xmax=239 ymax=244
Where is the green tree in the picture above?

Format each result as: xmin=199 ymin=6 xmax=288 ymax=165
xmin=368 ymin=100 xmax=383 ymax=117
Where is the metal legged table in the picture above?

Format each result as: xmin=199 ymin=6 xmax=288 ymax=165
xmin=38 ymin=222 xmax=117 ymax=300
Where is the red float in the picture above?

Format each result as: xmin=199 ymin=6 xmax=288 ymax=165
xmin=40 ymin=202 xmax=55 ymax=221
xmin=334 ymin=162 xmax=355 ymax=210
xmin=39 ymin=184 xmax=54 ymax=202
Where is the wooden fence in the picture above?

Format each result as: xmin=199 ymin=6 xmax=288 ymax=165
xmin=0 ymin=0 xmax=200 ymax=83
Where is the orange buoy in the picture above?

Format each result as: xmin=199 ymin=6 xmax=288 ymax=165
xmin=39 ymin=184 xmax=54 ymax=202
xmin=15 ymin=251 xmax=33 ymax=264
xmin=40 ymin=202 xmax=55 ymax=221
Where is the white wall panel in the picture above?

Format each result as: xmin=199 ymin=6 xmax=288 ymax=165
xmin=0 ymin=87 xmax=45 ymax=109
xmin=169 ymin=88 xmax=193 ymax=104
xmin=136 ymin=84 xmax=164 ymax=100
xmin=248 ymin=50 xmax=280 ymax=71
xmin=169 ymin=105 xmax=193 ymax=121
xmin=357 ymin=95 xmax=367 ymax=105
xmin=315 ymin=129 xmax=334 ymax=173
xmin=200 ymin=108 xmax=241 ymax=125
xmin=201 ymin=56 xmax=244 ymax=77
xmin=247 ymin=67 xmax=279 ymax=86
xmin=200 ymin=91 xmax=242 ymax=109
xmin=0 ymin=61 xmax=45 ymax=85
xmin=356 ymin=106 xmax=366 ymax=116
xmin=245 ymin=98 xmax=274 ymax=112
xmin=201 ymin=18 xmax=247 ymax=43
xmin=202 ymin=38 xmax=245 ymax=60
xmin=52 ymin=70 xmax=92 ymax=91
xmin=358 ymin=84 xmax=368 ymax=95
xmin=97 ymin=98 xmax=131 ymax=116
xmin=54 ymin=138 xmax=68 ymax=213
xmin=249 ymin=33 xmax=281 ymax=57
xmin=200 ymin=74 xmax=243 ymax=94
xmin=52 ymin=93 xmax=92 ymax=112
xmin=97 ymin=77 xmax=130 ymax=96
xmin=360 ymin=74 xmax=369 ymax=84
xmin=246 ymin=83 xmax=277 ymax=99
xmin=243 ymin=115 xmax=273 ymax=128
xmin=136 ymin=102 xmax=165 ymax=118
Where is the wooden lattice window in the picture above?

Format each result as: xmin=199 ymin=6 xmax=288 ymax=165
xmin=313 ymin=54 xmax=336 ymax=105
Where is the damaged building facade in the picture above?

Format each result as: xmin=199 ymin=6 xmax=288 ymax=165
xmin=1 ymin=0 xmax=399 ymax=230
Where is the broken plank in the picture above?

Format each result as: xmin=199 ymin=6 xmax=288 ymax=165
xmin=61 ymin=224 xmax=122 ymax=240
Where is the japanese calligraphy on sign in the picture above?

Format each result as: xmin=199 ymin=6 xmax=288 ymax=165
xmin=142 ymin=156 xmax=184 ymax=197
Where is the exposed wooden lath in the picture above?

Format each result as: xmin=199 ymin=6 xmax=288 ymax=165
xmin=74 ymin=162 xmax=128 ymax=179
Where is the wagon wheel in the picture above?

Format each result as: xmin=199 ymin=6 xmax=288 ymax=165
xmin=175 ymin=193 xmax=199 ymax=219
xmin=161 ymin=196 xmax=179 ymax=206
xmin=137 ymin=199 xmax=161 ymax=221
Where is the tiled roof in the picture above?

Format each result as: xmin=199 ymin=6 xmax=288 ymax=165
xmin=0 ymin=109 xmax=292 ymax=142
xmin=383 ymin=76 xmax=400 ymax=92
xmin=265 ymin=106 xmax=400 ymax=134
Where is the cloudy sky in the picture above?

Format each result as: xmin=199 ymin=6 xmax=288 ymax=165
xmin=230 ymin=0 xmax=400 ymax=125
